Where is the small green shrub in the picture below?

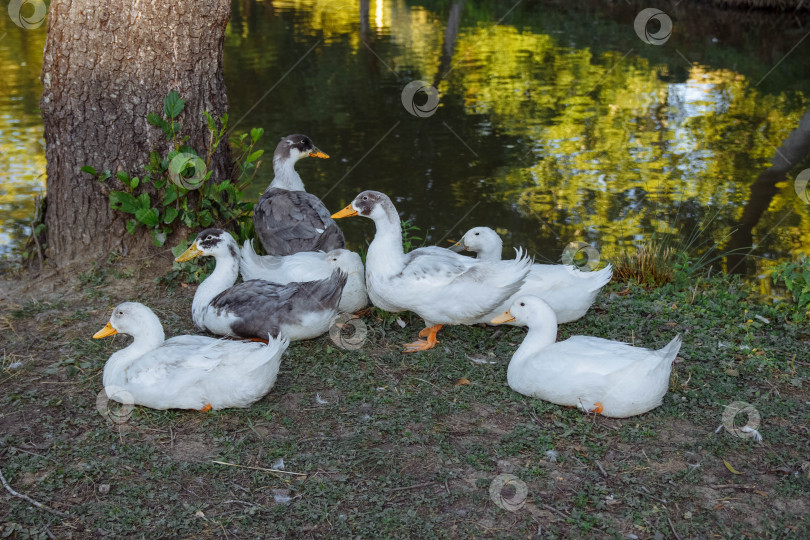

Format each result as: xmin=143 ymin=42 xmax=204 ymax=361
xmin=82 ymin=91 xmax=262 ymax=250
xmin=771 ymin=257 xmax=810 ymax=314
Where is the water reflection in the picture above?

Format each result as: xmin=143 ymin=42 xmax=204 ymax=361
xmin=0 ymin=13 xmax=47 ymax=255
xmin=1 ymin=0 xmax=808 ymax=277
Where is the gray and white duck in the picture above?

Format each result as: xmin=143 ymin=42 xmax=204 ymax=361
xmin=331 ymin=191 xmax=532 ymax=352
xmin=253 ymin=134 xmax=345 ymax=256
xmin=176 ymin=229 xmax=347 ymax=341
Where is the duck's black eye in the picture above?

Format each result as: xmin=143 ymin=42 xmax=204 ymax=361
xmin=519 ymin=302 xmax=525 ymax=307
xmin=362 ymin=195 xmax=368 ymax=201
xmin=474 ymin=232 xmax=479 ymax=236
xmin=118 ymin=311 xmax=123 ymax=315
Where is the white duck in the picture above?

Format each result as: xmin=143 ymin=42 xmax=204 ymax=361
xmin=239 ymin=239 xmax=368 ymax=313
xmin=331 ymin=191 xmax=531 ymax=352
xmin=175 ymin=229 xmax=346 ymax=341
xmin=492 ymin=296 xmax=681 ymax=418
xmin=93 ymin=302 xmax=288 ymax=411
xmin=451 ymin=226 xmax=612 ymax=324
xmin=253 ymin=134 xmax=345 ymax=255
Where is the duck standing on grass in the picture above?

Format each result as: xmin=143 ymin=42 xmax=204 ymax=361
xmin=93 ymin=302 xmax=288 ymax=411
xmin=332 ymin=190 xmax=532 ymax=352
xmin=492 ymin=296 xmax=681 ymax=418
xmin=450 ymin=226 xmax=612 ymax=324
xmin=253 ymin=134 xmax=345 ymax=255
xmin=175 ymin=229 xmax=347 ymax=341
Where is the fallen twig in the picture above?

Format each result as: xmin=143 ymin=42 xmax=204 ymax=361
xmin=668 ymin=516 xmax=682 ymax=540
xmin=0 ymin=467 xmax=70 ymax=519
xmin=595 ymin=460 xmax=607 ymax=477
xmin=711 ymin=483 xmax=760 ymax=491
xmin=211 ymin=460 xmax=307 ymax=476
xmin=388 ymin=481 xmax=437 ymax=492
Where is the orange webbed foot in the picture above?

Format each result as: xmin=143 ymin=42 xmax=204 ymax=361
xmin=199 ymin=404 xmax=212 ymax=413
xmin=588 ymin=402 xmax=604 ymax=415
xmin=403 ymin=324 xmax=443 ymax=353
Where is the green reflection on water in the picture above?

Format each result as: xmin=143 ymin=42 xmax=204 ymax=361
xmin=2 ymin=0 xmax=809 ymax=278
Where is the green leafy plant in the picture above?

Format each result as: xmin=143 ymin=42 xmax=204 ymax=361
xmin=400 ymin=219 xmax=423 ymax=253
xmin=82 ymin=91 xmax=263 ymax=251
xmin=771 ymin=257 xmax=810 ymax=313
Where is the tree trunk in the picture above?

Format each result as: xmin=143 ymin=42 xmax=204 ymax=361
xmin=726 ymin=107 xmax=810 ymax=274
xmin=41 ymin=0 xmax=232 ymax=267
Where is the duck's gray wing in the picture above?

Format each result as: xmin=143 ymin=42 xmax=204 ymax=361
xmin=209 ymin=270 xmax=348 ymax=339
xmin=253 ymin=188 xmax=346 ymax=256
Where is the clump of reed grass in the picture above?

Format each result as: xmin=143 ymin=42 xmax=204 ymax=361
xmin=611 ymin=240 xmax=678 ymax=287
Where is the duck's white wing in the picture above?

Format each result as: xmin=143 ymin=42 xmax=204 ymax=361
xmin=380 ymin=247 xmax=531 ymax=324
xmin=545 ymin=336 xmax=663 ymax=376
xmin=125 ymin=336 xmax=278 ymax=386
xmin=399 ymin=246 xmax=479 ymax=285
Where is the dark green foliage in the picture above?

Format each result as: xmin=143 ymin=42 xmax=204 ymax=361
xmin=82 ymin=92 xmax=263 ymax=259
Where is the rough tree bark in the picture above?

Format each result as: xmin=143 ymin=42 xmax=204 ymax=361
xmin=40 ymin=0 xmax=232 ymax=267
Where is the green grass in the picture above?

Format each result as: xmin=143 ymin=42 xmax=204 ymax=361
xmin=0 ymin=260 xmax=808 ymax=538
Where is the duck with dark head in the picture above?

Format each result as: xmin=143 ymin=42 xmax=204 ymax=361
xmin=253 ymin=134 xmax=345 ymax=256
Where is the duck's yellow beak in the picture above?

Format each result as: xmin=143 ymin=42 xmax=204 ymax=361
xmin=331 ymin=204 xmax=358 ymax=219
xmin=175 ymin=242 xmax=202 ymax=262
xmin=491 ymin=310 xmax=515 ymax=325
xmin=448 ymin=240 xmax=466 ymax=253
xmin=93 ymin=321 xmax=118 ymax=339
xmin=309 ymin=149 xmax=329 ymax=159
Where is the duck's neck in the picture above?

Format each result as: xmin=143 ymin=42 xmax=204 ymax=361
xmin=268 ymin=156 xmax=304 ymax=191
xmin=192 ymin=249 xmax=240 ymax=326
xmin=476 ymin=244 xmax=502 ymax=261
xmin=508 ymin=314 xmax=557 ymax=372
xmin=366 ymin=208 xmax=406 ymax=277
xmin=102 ymin=328 xmax=165 ymax=388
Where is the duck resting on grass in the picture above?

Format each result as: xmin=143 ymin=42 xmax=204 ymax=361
xmin=253 ymin=134 xmax=345 ymax=256
xmin=239 ymin=239 xmax=368 ymax=313
xmin=492 ymin=295 xmax=681 ymax=418
xmin=175 ymin=228 xmax=347 ymax=341
xmin=93 ymin=302 xmax=288 ymax=411
xmin=450 ymin=226 xmax=613 ymax=324
xmin=331 ymin=190 xmax=531 ymax=352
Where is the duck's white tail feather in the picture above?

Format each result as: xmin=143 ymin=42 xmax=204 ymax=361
xmin=240 ymin=240 xmax=284 ymax=281
xmin=588 ymin=264 xmax=613 ymax=290
xmin=657 ymin=334 xmax=682 ymax=363
xmin=240 ymin=334 xmax=289 ymax=373
xmin=496 ymin=247 xmax=534 ymax=299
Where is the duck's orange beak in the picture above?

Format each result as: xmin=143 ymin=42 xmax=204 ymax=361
xmin=93 ymin=321 xmax=118 ymax=339
xmin=175 ymin=242 xmax=202 ymax=262
xmin=331 ymin=204 xmax=358 ymax=219
xmin=448 ymin=240 xmax=466 ymax=252
xmin=491 ymin=310 xmax=515 ymax=325
xmin=309 ymin=149 xmax=329 ymax=159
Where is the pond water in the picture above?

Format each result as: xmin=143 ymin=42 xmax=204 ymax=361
xmin=2 ymin=0 xmax=809 ymax=277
